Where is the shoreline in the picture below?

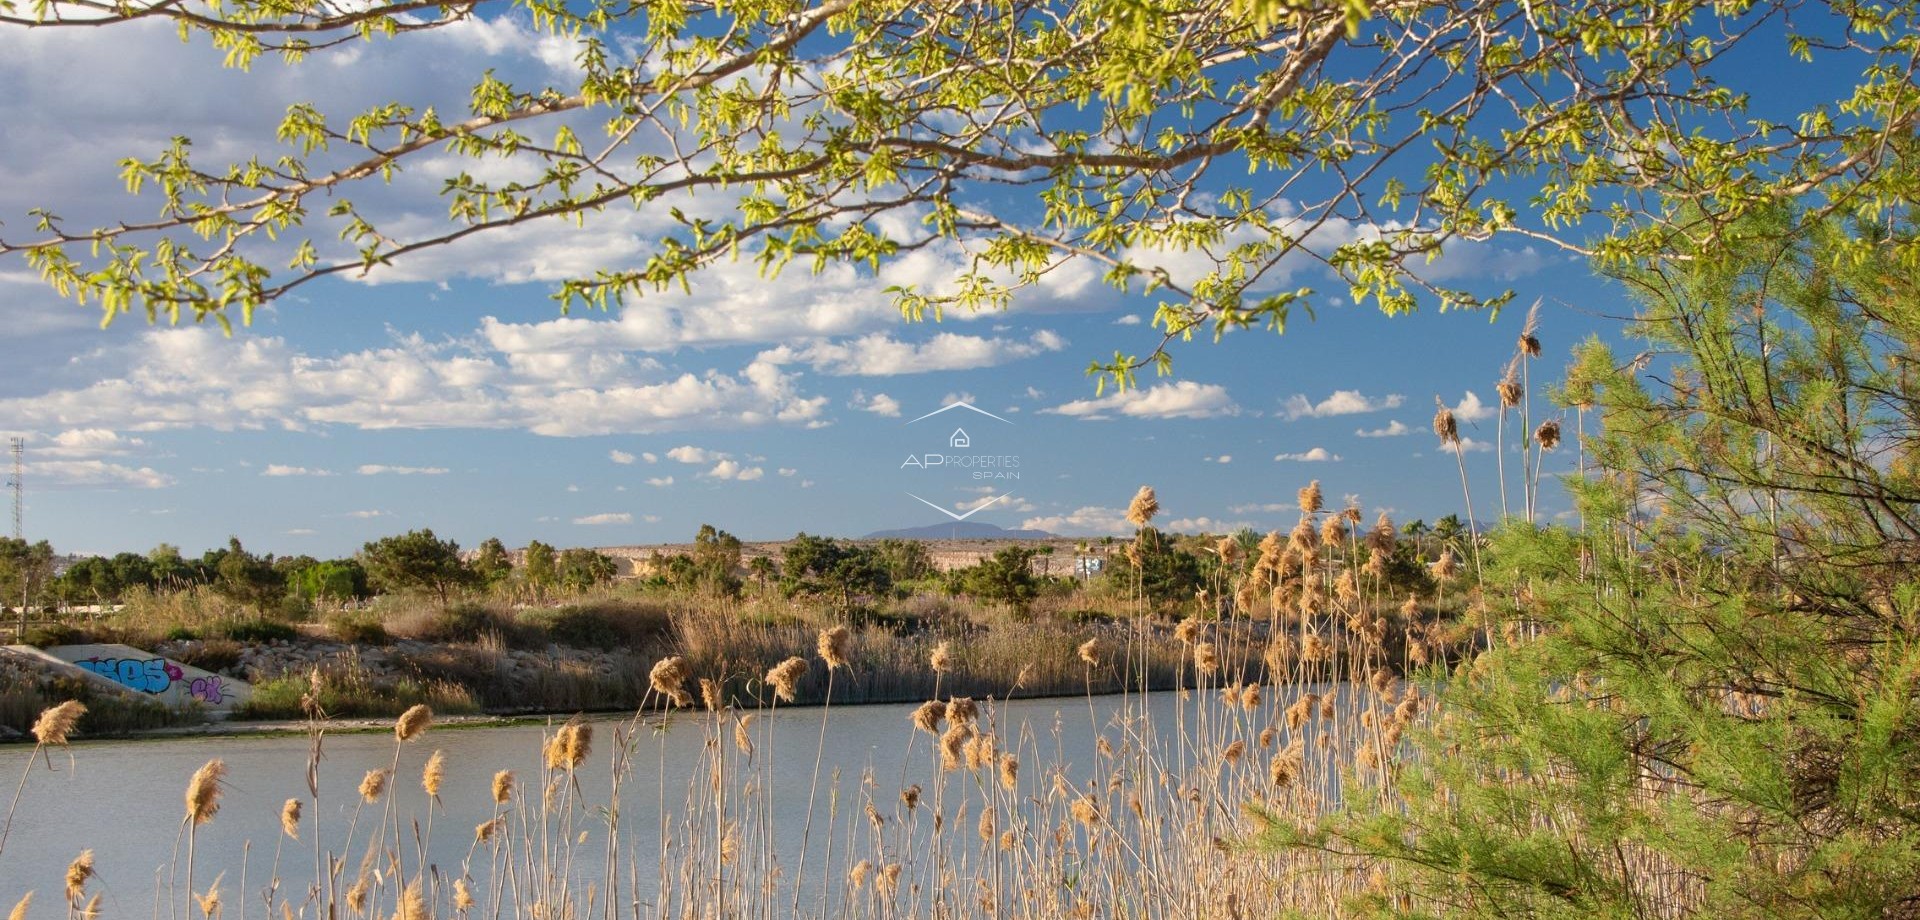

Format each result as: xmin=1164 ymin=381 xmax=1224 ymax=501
xmin=1 ymin=683 xmax=1196 ymax=745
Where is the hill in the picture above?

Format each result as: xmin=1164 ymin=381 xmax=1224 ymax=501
xmin=862 ymin=521 xmax=1056 ymax=540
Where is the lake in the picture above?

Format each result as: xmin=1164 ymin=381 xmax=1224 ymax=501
xmin=0 ymin=684 xmax=1370 ymax=918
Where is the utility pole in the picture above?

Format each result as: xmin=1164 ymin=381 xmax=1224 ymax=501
xmin=7 ymin=437 xmax=20 ymax=540
xmin=7 ymin=437 xmax=19 ymax=641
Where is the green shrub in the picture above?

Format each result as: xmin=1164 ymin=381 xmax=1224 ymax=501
xmin=397 ymin=602 xmax=534 ymax=647
xmin=22 ymin=623 xmax=86 ymax=647
xmin=523 ymin=600 xmax=673 ymax=648
xmin=170 ymin=639 xmax=243 ymax=674
xmin=234 ymin=667 xmax=479 ymax=720
xmin=216 ymin=619 xmax=299 ymax=643
xmin=326 ymin=611 xmax=389 ymax=645
xmin=163 ymin=626 xmax=200 ymax=642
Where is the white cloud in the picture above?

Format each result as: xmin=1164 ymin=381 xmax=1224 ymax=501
xmin=0 ymin=328 xmax=830 ymax=439
xmin=956 ymin=494 xmax=1037 ymax=513
xmin=1045 ymin=381 xmax=1238 ymax=420
xmin=759 ymin=330 xmax=1065 ymax=376
xmin=609 ymin=450 xmax=636 ymax=465
xmin=1280 ymin=390 xmax=1404 ymax=420
xmin=1227 ymin=502 xmax=1292 ymax=514
xmin=777 ymin=468 xmax=798 ymax=477
xmin=646 ymin=476 xmax=675 ymax=487
xmin=1019 ymin=506 xmax=1133 ymax=535
xmin=28 ymin=459 xmax=173 ymax=490
xmin=1446 ymin=391 xmax=1496 ymax=423
xmin=667 ymin=445 xmax=719 ymax=464
xmin=1112 ymin=315 xmax=1143 ymax=326
xmin=1442 ymin=437 xmax=1495 ymax=453
xmin=942 ymin=392 xmax=977 ymax=407
xmin=263 ymin=465 xmax=335 ymax=477
xmin=1165 ymin=516 xmax=1253 ymax=533
xmin=574 ymin=512 xmax=632 ymax=525
xmin=1206 ymin=455 xmax=1232 ymax=464
xmin=704 ymin=459 xmax=764 ymax=481
xmin=285 ymin=528 xmax=317 ymax=536
xmin=641 ymin=452 xmax=659 ymax=463
xmin=357 ymin=464 xmax=448 ymax=476
xmin=344 ymin=510 xmax=389 ymax=518
xmin=851 ymin=391 xmax=903 ymax=417
xmin=1356 ymin=420 xmax=1411 ymax=438
xmin=1274 ymin=448 xmax=1340 ymax=462
xmin=37 ymin=428 xmax=148 ymax=459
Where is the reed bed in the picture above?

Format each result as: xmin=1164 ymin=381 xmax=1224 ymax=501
xmin=0 ymin=485 xmax=1460 ymax=918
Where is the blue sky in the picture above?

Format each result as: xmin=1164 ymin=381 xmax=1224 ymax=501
xmin=0 ymin=8 xmax=1821 ymax=558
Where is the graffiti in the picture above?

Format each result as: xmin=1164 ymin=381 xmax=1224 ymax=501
xmin=77 ymin=656 xmax=184 ymax=695
xmin=189 ymin=675 xmax=228 ymax=705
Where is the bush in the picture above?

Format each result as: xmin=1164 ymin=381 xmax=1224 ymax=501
xmin=326 ymin=611 xmax=389 ymax=645
xmin=169 ymin=639 xmax=243 ymax=674
xmin=235 ymin=666 xmax=479 ymax=720
xmin=523 ymin=600 xmax=673 ymax=648
xmin=22 ymin=623 xmax=86 ymax=647
xmin=392 ymin=602 xmax=534 ymax=647
xmin=216 ymin=619 xmax=299 ymax=643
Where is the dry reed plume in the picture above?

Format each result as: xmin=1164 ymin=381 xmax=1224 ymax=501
xmin=394 ymin=704 xmax=432 ymax=742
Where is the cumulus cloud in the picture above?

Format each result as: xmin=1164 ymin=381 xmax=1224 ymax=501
xmin=29 ymin=459 xmax=174 ymax=490
xmin=0 ymin=328 xmax=830 ymax=439
xmin=36 ymin=428 xmax=148 ymax=459
xmin=344 ymin=510 xmax=389 ymax=518
xmin=263 ymin=464 xmax=335 ymax=477
xmin=1019 ymin=506 xmax=1132 ymax=535
xmin=1280 ymin=390 xmax=1404 ymax=420
xmin=851 ymin=391 xmax=903 ymax=417
xmin=1356 ymin=420 xmax=1411 ymax=438
xmin=759 ymin=330 xmax=1065 ymax=376
xmin=574 ymin=512 xmax=632 ymax=525
xmin=667 ymin=445 xmax=719 ymax=464
xmin=609 ymin=450 xmax=636 ymax=465
xmin=1206 ymin=455 xmax=1232 ymax=464
xmin=646 ymin=476 xmax=674 ymax=487
xmin=1446 ymin=391 xmax=1496 ymax=423
xmin=641 ymin=452 xmax=658 ymax=463
xmin=1112 ymin=314 xmax=1143 ymax=325
xmin=1164 ymin=517 xmax=1253 ymax=533
xmin=357 ymin=464 xmax=448 ymax=475
xmin=1274 ymin=448 xmax=1340 ymax=462
xmin=1044 ymin=381 xmax=1238 ymax=420
xmin=704 ymin=459 xmax=764 ymax=481
xmin=285 ymin=528 xmax=317 ymax=536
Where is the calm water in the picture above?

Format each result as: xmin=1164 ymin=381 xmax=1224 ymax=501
xmin=0 ymin=687 xmax=1358 ymax=915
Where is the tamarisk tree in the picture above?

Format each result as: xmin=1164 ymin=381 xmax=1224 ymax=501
xmin=1 ymin=0 xmax=1917 ymax=385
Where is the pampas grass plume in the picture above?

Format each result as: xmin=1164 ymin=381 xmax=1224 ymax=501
xmin=31 ymin=701 xmax=84 ymax=747
xmin=766 ymin=657 xmax=808 ymax=703
xmin=1433 ymin=397 xmax=1459 ymax=445
xmin=280 ymin=799 xmax=301 ymax=840
xmin=185 ymin=759 xmax=226 ymax=825
xmin=817 ymin=625 xmax=851 ymax=670
xmin=64 ymin=850 xmax=93 ymax=903
xmin=422 ymin=750 xmax=446 ymax=798
xmin=395 ymin=704 xmax=432 ymax=742
xmin=1125 ymin=485 xmax=1159 ymax=526
xmin=358 ymin=769 xmax=388 ymax=804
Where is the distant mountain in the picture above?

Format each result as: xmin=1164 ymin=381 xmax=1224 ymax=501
xmin=863 ymin=521 xmax=1056 ymax=540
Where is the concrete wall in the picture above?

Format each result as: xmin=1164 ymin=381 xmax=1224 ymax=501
xmin=42 ymin=643 xmax=250 ymax=712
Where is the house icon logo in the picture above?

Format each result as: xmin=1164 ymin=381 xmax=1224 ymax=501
xmin=950 ymin=428 xmax=970 ymax=448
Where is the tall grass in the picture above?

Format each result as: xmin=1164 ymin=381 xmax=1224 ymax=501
xmin=0 ymin=485 xmax=1463 ymax=919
